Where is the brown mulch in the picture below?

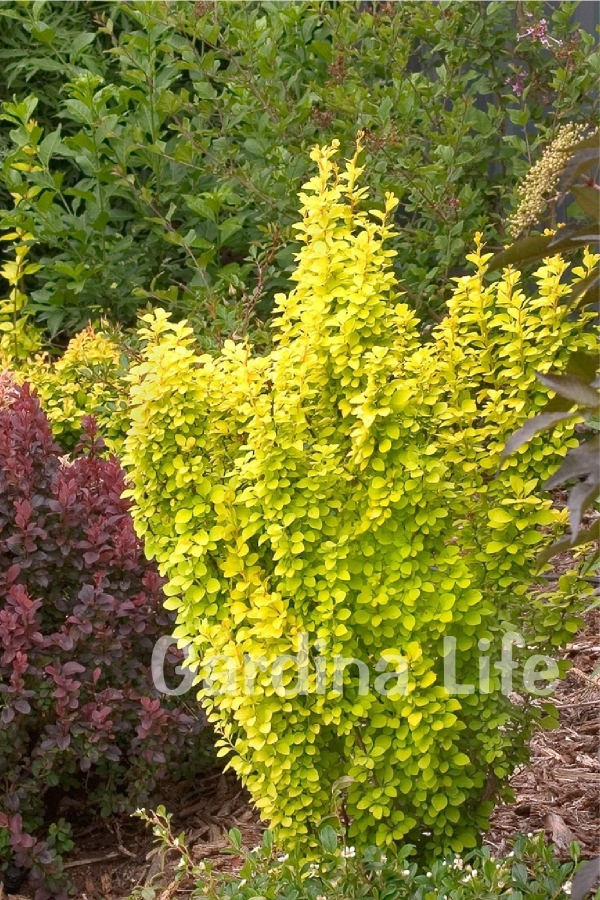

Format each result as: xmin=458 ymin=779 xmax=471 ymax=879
xmin=62 ymin=772 xmax=263 ymax=900
xmin=487 ymin=608 xmax=600 ymax=860
xmin=4 ymin=612 xmax=599 ymax=900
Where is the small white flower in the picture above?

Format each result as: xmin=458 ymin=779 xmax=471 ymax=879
xmin=341 ymin=845 xmax=356 ymax=858
xmin=564 ymin=881 xmax=572 ymax=896
xmin=277 ymin=853 xmax=289 ymax=862
xmin=401 ymin=869 xmax=411 ymax=876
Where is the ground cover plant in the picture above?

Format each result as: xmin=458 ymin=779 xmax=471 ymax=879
xmin=0 ymin=0 xmax=597 ymax=342
xmin=129 ymin=815 xmax=597 ymax=900
xmin=0 ymin=377 xmax=208 ymax=898
xmin=122 ymin=138 xmax=596 ymax=859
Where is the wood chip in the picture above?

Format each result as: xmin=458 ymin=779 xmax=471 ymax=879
xmin=544 ymin=811 xmax=575 ymax=852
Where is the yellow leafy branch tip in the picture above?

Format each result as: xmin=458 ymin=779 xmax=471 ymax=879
xmin=309 ymin=136 xmax=340 ymax=168
xmin=304 ymin=134 xmax=398 ymax=208
xmin=0 ymin=218 xmax=43 ymax=362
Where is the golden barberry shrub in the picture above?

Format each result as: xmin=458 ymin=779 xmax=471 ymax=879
xmin=17 ymin=326 xmax=129 ymax=451
xmin=123 ymin=140 xmax=596 ymax=856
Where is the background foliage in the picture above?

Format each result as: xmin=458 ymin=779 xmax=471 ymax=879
xmin=0 ymin=0 xmax=598 ymax=343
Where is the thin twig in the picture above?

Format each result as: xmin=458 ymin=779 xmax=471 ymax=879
xmin=63 ymin=850 xmax=124 ymax=869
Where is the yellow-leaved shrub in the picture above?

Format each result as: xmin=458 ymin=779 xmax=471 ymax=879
xmin=13 ymin=326 xmax=129 ymax=452
xmin=122 ymin=140 xmax=596 ymax=855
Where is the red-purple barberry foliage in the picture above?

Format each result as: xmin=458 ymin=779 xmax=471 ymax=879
xmin=0 ymin=381 xmax=206 ymax=899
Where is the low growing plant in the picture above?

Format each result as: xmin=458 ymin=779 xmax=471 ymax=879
xmin=130 ymin=816 xmax=597 ymax=900
xmin=123 ymin=139 xmax=595 ymax=857
xmin=0 ymin=378 xmax=207 ymax=899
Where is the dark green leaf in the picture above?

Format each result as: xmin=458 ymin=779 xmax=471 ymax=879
xmin=547 ymin=221 xmax=599 ymax=250
xmin=38 ymin=128 xmax=62 ymax=168
xmin=319 ymin=825 xmax=338 ymax=854
xmin=568 ymin=271 xmax=600 ymax=309
xmin=576 ymin=273 xmax=600 ymax=310
xmin=571 ymin=856 xmax=600 ymax=900
xmin=557 ymin=146 xmax=600 ymax=194
xmin=511 ymin=862 xmax=528 ymax=888
xmin=564 ymin=234 xmax=600 ymax=248
xmin=261 ymin=830 xmax=273 ymax=853
xmin=70 ymin=32 xmax=97 ymax=58
xmin=567 ymin=134 xmax=600 ymax=154
xmin=545 ymin=435 xmax=600 ymax=489
xmin=564 ymin=352 xmax=600 ymax=382
xmin=538 ymin=519 xmax=600 ymax=565
xmin=228 ymin=828 xmax=242 ymax=852
xmin=541 ymin=394 xmax=577 ymax=414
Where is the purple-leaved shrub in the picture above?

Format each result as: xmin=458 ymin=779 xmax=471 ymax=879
xmin=0 ymin=376 xmax=206 ymax=899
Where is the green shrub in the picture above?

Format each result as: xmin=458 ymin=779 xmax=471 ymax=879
xmin=0 ymin=0 xmax=108 ymax=119
xmin=130 ymin=815 xmax=594 ymax=900
xmin=0 ymin=1 xmax=597 ymax=339
xmin=122 ymin=140 xmax=595 ymax=856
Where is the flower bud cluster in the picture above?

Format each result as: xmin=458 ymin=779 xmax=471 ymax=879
xmin=508 ymin=123 xmax=593 ymax=238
